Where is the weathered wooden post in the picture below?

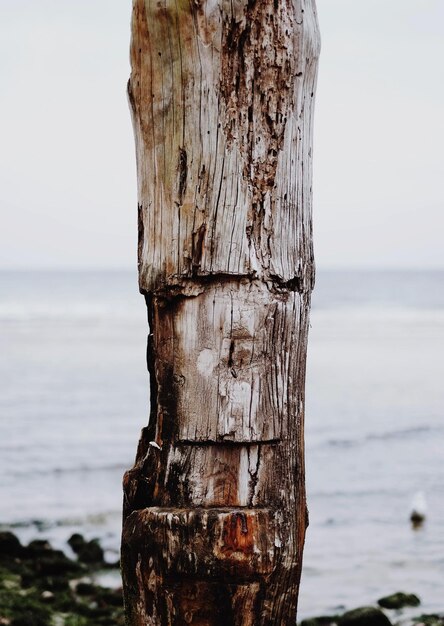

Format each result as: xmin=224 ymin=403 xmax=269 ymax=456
xmin=121 ymin=1 xmax=320 ymax=624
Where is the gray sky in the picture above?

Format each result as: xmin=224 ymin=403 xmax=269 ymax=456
xmin=1 ymin=0 xmax=443 ymax=270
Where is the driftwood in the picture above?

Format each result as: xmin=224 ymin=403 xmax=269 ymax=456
xmin=121 ymin=1 xmax=320 ymax=624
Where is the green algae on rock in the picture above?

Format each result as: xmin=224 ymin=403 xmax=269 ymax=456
xmin=337 ymin=607 xmax=392 ymax=626
xmin=0 ymin=532 xmax=123 ymax=626
xmin=378 ymin=592 xmax=421 ymax=610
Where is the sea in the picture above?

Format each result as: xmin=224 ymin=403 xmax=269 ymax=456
xmin=0 ymin=269 xmax=443 ymax=619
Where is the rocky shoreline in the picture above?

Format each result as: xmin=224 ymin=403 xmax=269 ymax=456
xmin=301 ymin=599 xmax=444 ymax=626
xmin=1 ymin=530 xmax=443 ymax=626
xmin=0 ymin=531 xmax=124 ymax=625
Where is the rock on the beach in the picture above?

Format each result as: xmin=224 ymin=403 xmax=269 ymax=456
xmin=0 ymin=534 xmax=125 ymax=626
xmin=301 ymin=616 xmax=339 ymax=626
xmin=34 ymin=549 xmax=84 ymax=576
xmin=76 ymin=581 xmax=97 ymax=596
xmin=99 ymin=588 xmax=123 ymax=608
xmin=338 ymin=607 xmax=392 ymax=626
xmin=67 ymin=533 xmax=86 ymax=553
xmin=68 ymin=533 xmax=104 ymax=564
xmin=0 ymin=532 xmax=23 ymax=558
xmin=378 ymin=592 xmax=421 ymax=610
xmin=78 ymin=539 xmax=104 ymax=564
xmin=27 ymin=539 xmax=52 ymax=555
xmin=36 ymin=575 xmax=70 ymax=592
xmin=413 ymin=615 xmax=444 ymax=626
xmin=41 ymin=590 xmax=54 ymax=602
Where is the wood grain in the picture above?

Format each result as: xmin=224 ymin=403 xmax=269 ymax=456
xmin=122 ymin=0 xmax=320 ymax=623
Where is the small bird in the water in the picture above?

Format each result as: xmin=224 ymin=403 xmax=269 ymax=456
xmin=410 ymin=491 xmax=427 ymax=528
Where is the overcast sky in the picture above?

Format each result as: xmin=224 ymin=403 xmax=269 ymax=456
xmin=1 ymin=0 xmax=443 ymax=270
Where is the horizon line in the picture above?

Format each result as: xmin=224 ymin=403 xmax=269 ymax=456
xmin=0 ymin=266 xmax=443 ymax=273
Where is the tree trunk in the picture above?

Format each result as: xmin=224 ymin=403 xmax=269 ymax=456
xmin=121 ymin=1 xmax=320 ymax=624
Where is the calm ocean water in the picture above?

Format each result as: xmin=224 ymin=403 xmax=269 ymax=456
xmin=0 ymin=270 xmax=443 ymax=618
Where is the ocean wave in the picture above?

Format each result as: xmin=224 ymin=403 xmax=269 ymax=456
xmin=0 ymin=303 xmax=144 ymax=324
xmin=320 ymin=425 xmax=436 ymax=450
xmin=3 ymin=462 xmax=129 ymax=479
xmin=308 ymin=487 xmax=400 ymax=499
xmin=311 ymin=307 xmax=444 ymax=327
xmin=366 ymin=425 xmax=433 ymax=441
xmin=324 ymin=438 xmax=356 ymax=448
xmin=0 ymin=510 xmax=121 ymax=532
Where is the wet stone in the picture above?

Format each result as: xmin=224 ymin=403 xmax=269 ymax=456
xmin=77 ymin=540 xmax=104 ymax=564
xmin=33 ymin=551 xmax=84 ymax=577
xmin=0 ymin=534 xmax=124 ymax=626
xmin=68 ymin=533 xmax=87 ymax=554
xmin=98 ymin=588 xmax=123 ymax=607
xmin=0 ymin=532 xmax=23 ymax=558
xmin=301 ymin=616 xmax=339 ymax=626
xmin=412 ymin=615 xmax=444 ymax=626
xmin=76 ymin=582 xmax=97 ymax=596
xmin=378 ymin=593 xmax=421 ymax=610
xmin=27 ymin=540 xmax=53 ymax=554
xmin=36 ymin=575 xmax=70 ymax=592
xmin=41 ymin=590 xmax=55 ymax=602
xmin=338 ymin=607 xmax=392 ymax=626
xmin=68 ymin=534 xmax=104 ymax=564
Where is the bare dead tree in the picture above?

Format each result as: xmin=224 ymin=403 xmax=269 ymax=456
xmin=121 ymin=1 xmax=320 ymax=624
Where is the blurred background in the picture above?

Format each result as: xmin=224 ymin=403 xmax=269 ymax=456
xmin=0 ymin=0 xmax=443 ymax=619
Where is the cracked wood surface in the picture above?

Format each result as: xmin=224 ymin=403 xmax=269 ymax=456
xmin=122 ymin=1 xmax=320 ymax=624
xmin=130 ymin=0 xmax=319 ymax=293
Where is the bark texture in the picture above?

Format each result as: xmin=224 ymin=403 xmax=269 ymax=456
xmin=122 ymin=1 xmax=320 ymax=624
